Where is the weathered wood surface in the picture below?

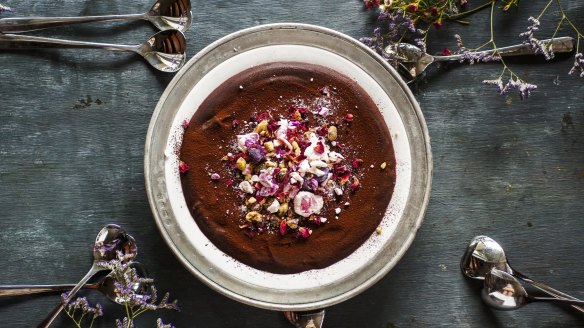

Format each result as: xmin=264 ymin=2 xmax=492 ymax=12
xmin=0 ymin=1 xmax=583 ymax=327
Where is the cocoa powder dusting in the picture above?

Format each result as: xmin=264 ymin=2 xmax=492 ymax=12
xmin=180 ymin=62 xmax=396 ymax=274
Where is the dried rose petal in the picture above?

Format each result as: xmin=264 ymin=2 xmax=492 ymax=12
xmin=313 ymin=141 xmax=325 ymax=154
xmin=344 ymin=114 xmax=354 ymax=123
xmin=211 ymin=173 xmax=221 ymax=180
xmin=232 ymin=119 xmax=240 ymax=128
xmin=181 ymin=119 xmax=190 ymax=129
xmin=350 ymin=177 xmax=361 ymax=192
xmin=279 ymin=219 xmax=288 ymax=236
xmin=293 ymin=191 xmax=324 ymax=217
xmin=179 ymin=161 xmax=190 ymax=174
xmin=226 ymin=178 xmax=234 ymax=186
xmin=296 ymin=227 xmax=311 ymax=239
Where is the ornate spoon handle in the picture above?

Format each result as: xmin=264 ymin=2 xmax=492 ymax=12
xmin=434 ymin=36 xmax=575 ymax=62
xmin=0 ymin=14 xmax=146 ymax=33
xmin=0 ymin=33 xmax=137 ymax=52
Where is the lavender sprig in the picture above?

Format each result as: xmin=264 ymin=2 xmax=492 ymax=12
xmin=519 ymin=16 xmax=554 ymax=60
xmin=483 ymin=77 xmax=537 ymax=100
xmin=156 ymin=318 xmax=176 ymax=328
xmin=0 ymin=4 xmax=11 ymax=14
xmin=61 ymin=292 xmax=103 ymax=328
xmin=568 ymin=52 xmax=584 ymax=77
xmin=63 ymin=251 xmax=179 ymax=328
xmin=99 ymin=252 xmax=179 ymax=328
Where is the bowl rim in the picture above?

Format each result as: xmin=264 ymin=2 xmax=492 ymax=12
xmin=145 ymin=23 xmax=432 ymax=311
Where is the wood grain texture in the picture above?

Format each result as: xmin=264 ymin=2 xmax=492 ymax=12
xmin=0 ymin=0 xmax=583 ymax=327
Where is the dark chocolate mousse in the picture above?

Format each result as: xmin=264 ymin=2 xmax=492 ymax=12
xmin=179 ymin=62 xmax=396 ymax=274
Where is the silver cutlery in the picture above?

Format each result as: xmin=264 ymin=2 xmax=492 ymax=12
xmin=0 ymin=262 xmax=149 ymax=304
xmin=483 ymin=268 xmax=584 ymax=310
xmin=461 ymin=235 xmax=584 ymax=313
xmin=387 ymin=37 xmax=575 ymax=82
xmin=0 ymin=0 xmax=192 ymax=33
xmin=38 ymin=224 xmax=137 ymax=328
xmin=0 ymin=29 xmax=186 ymax=72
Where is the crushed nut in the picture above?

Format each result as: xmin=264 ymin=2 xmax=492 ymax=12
xmin=236 ymin=157 xmax=247 ymax=171
xmin=245 ymin=211 xmax=263 ymax=222
xmin=327 ymin=126 xmax=337 ymax=141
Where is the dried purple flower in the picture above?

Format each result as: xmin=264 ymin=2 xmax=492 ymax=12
xmin=519 ymin=17 xmax=554 ymax=60
xmin=247 ymin=145 xmax=266 ymax=163
xmin=454 ymin=34 xmax=501 ymax=64
xmin=61 ymin=292 xmax=104 ymax=327
xmin=157 ymin=318 xmax=176 ymax=328
xmin=483 ymin=77 xmax=537 ymax=99
xmin=359 ymin=28 xmax=390 ymax=60
xmin=568 ymin=53 xmax=584 ymax=77
xmin=0 ymin=4 xmax=11 ymax=14
xmin=96 ymin=252 xmax=179 ymax=327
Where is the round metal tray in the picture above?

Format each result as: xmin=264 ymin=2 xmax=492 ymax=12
xmin=145 ymin=23 xmax=432 ymax=311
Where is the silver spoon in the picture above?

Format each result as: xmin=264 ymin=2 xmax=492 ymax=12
xmin=0 ymin=262 xmax=149 ymax=303
xmin=461 ymin=235 xmax=584 ymax=313
xmin=386 ymin=37 xmax=575 ymax=82
xmin=0 ymin=0 xmax=192 ymax=33
xmin=0 ymin=29 xmax=187 ymax=72
xmin=483 ymin=268 xmax=584 ymax=311
xmin=38 ymin=224 xmax=138 ymax=328
xmin=284 ymin=310 xmax=325 ymax=328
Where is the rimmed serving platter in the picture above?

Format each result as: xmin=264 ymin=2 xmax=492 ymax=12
xmin=145 ymin=23 xmax=432 ymax=311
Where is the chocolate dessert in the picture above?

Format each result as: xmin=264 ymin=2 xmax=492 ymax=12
xmin=179 ymin=62 xmax=396 ymax=274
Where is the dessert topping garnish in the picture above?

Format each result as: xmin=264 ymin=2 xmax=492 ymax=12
xmin=220 ymin=93 xmax=362 ymax=239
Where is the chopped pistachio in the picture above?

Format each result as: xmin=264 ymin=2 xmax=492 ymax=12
xmin=236 ymin=157 xmax=247 ymax=171
xmin=264 ymin=141 xmax=275 ymax=152
xmin=265 ymin=160 xmax=277 ymax=168
xmin=245 ymin=211 xmax=263 ymax=222
xmin=327 ymin=126 xmax=338 ymax=141
xmin=278 ymin=202 xmax=289 ymax=216
xmin=254 ymin=120 xmax=268 ymax=133
xmin=376 ymin=227 xmax=382 ymax=235
xmin=286 ymin=218 xmax=299 ymax=229
xmin=380 ymin=162 xmax=387 ymax=170
xmin=247 ymin=197 xmax=257 ymax=204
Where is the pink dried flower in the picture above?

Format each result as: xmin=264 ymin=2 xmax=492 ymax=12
xmin=181 ymin=119 xmax=190 ymax=129
xmin=350 ymin=177 xmax=361 ymax=192
xmin=178 ymin=161 xmax=189 ymax=174
xmin=344 ymin=114 xmax=354 ymax=123
xmin=211 ymin=173 xmax=221 ymax=180
xmin=280 ymin=220 xmax=288 ymax=236
xmin=314 ymin=141 xmax=325 ymax=154
xmin=296 ymin=227 xmax=311 ymax=239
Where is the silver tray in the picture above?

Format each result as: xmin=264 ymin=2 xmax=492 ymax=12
xmin=144 ymin=23 xmax=432 ymax=311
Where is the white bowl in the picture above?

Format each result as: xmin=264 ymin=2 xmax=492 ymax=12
xmin=145 ymin=23 xmax=432 ymax=311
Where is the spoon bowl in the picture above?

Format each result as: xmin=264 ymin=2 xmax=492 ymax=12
xmin=147 ymin=0 xmax=192 ymax=32
xmin=482 ymin=268 xmax=584 ymax=311
xmin=460 ymin=235 xmax=510 ymax=280
xmin=138 ymin=29 xmax=187 ymax=73
xmin=94 ymin=262 xmax=150 ymax=304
